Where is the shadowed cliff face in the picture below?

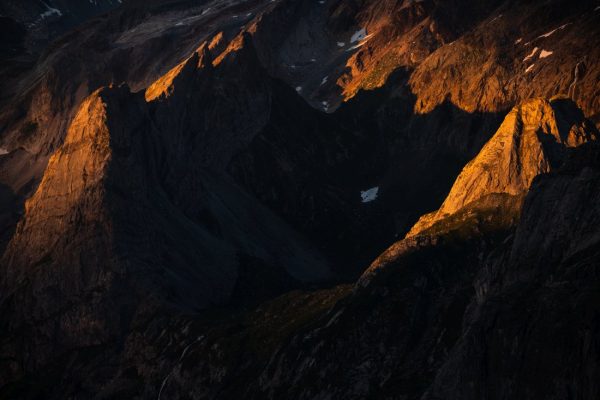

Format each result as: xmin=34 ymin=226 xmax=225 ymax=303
xmin=423 ymin=142 xmax=600 ymax=400
xmin=118 ymin=137 xmax=599 ymax=400
xmin=1 ymin=0 xmax=600 ymax=399
xmin=0 ymin=44 xmax=334 ymax=385
xmin=136 ymin=99 xmax=598 ymax=400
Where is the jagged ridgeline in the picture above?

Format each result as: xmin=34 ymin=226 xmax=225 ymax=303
xmin=0 ymin=0 xmax=599 ymax=399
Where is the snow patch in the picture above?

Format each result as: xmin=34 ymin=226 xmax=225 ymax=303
xmin=0 ymin=148 xmax=9 ymax=155
xmin=320 ymin=76 xmax=328 ymax=85
xmin=360 ymin=187 xmax=379 ymax=203
xmin=351 ymin=28 xmax=367 ymax=43
xmin=523 ymin=47 xmax=538 ymax=62
xmin=345 ymin=29 xmax=373 ymax=52
xmin=514 ymin=38 xmax=522 ymax=44
xmin=525 ymin=64 xmax=535 ymax=73
xmin=295 ymin=86 xmax=302 ymax=93
xmin=337 ymin=42 xmax=345 ymax=47
xmin=40 ymin=1 xmax=62 ymax=19
xmin=539 ymin=49 xmax=553 ymax=58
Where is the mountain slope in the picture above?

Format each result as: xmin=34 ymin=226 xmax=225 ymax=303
xmin=0 ymin=78 xmax=331 ymax=388
xmin=407 ymin=97 xmax=598 ymax=237
xmin=23 ymin=97 xmax=592 ymax=400
xmin=425 ymin=142 xmax=600 ymax=400
xmin=1 ymin=0 xmax=600 ymax=399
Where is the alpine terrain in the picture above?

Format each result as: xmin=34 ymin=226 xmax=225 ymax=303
xmin=0 ymin=0 xmax=599 ymax=399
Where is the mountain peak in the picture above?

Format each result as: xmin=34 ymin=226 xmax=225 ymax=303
xmin=407 ymin=97 xmax=598 ymax=238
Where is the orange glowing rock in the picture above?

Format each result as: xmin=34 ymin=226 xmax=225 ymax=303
xmin=406 ymin=97 xmax=598 ymax=237
xmin=145 ymin=43 xmax=212 ymax=102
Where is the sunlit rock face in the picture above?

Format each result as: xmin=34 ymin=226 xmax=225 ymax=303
xmin=1 ymin=0 xmax=600 ymax=399
xmin=407 ymin=97 xmax=599 ymax=238
xmin=422 ymin=142 xmax=600 ymax=400
xmin=0 ymin=77 xmax=330 ymax=386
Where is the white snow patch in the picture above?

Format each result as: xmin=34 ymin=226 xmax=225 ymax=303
xmin=351 ymin=28 xmax=367 ymax=43
xmin=360 ymin=186 xmax=379 ymax=203
xmin=525 ymin=64 xmax=535 ymax=73
xmin=40 ymin=1 xmax=62 ymax=19
xmin=0 ymin=148 xmax=9 ymax=155
xmin=539 ymin=49 xmax=553 ymax=58
xmin=320 ymin=76 xmax=328 ymax=85
xmin=514 ymin=38 xmax=522 ymax=44
xmin=337 ymin=42 xmax=345 ymax=47
xmin=295 ymin=86 xmax=302 ymax=92
xmin=523 ymin=47 xmax=539 ymax=62
xmin=347 ymin=28 xmax=373 ymax=51
xmin=596 ymin=5 xmax=600 ymax=11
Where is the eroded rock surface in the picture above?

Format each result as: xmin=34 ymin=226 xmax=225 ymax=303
xmin=1 ymin=0 xmax=600 ymax=399
xmin=408 ymin=97 xmax=598 ymax=237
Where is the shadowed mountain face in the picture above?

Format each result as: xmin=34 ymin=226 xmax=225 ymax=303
xmin=1 ymin=0 xmax=600 ymax=399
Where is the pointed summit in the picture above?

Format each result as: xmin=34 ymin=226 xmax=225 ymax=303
xmin=407 ymin=97 xmax=598 ymax=238
xmin=145 ymin=42 xmax=214 ymax=102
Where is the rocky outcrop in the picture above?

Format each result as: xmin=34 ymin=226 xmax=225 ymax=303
xmin=138 ymin=122 xmax=600 ymax=400
xmin=2 ymin=0 xmax=599 ymax=270
xmin=1 ymin=0 xmax=600 ymax=398
xmin=0 ymin=79 xmax=330 ymax=387
xmin=423 ymin=142 xmax=600 ymax=400
xmin=407 ymin=97 xmax=598 ymax=237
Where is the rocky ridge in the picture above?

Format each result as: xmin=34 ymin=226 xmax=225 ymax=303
xmin=406 ymin=97 xmax=598 ymax=237
xmin=1 ymin=0 xmax=600 ymax=399
xmin=126 ymin=103 xmax=600 ymax=400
